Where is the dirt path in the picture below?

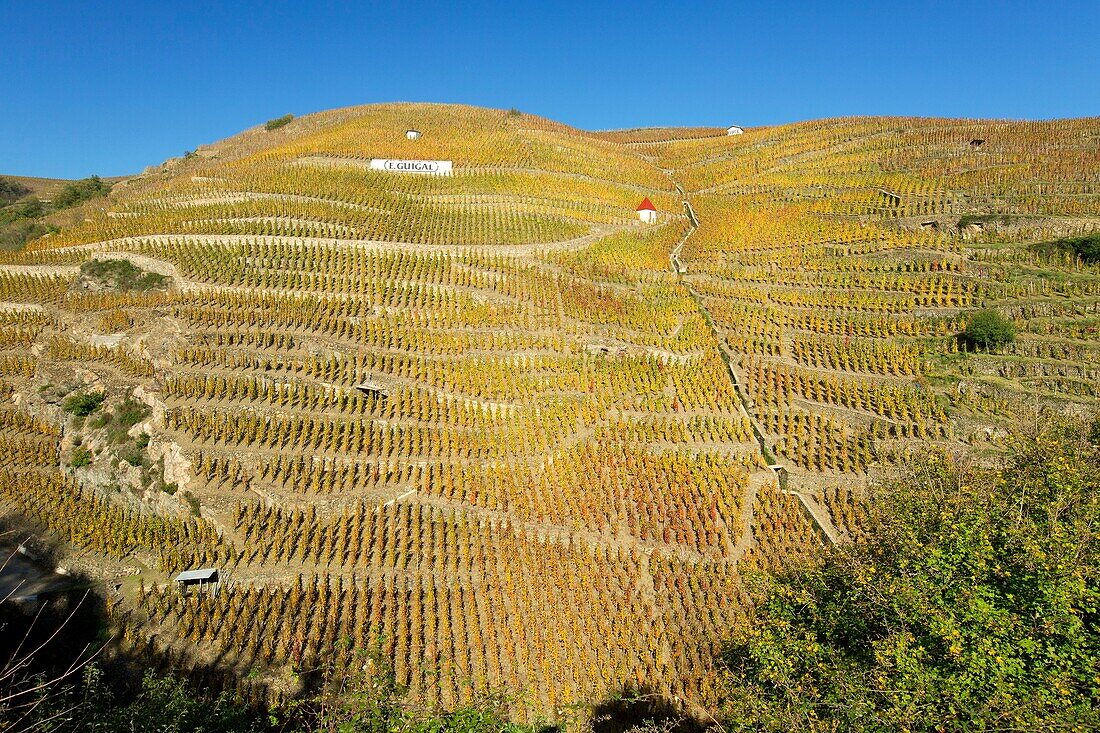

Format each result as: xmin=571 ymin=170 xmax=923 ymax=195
xmin=663 ymin=175 xmax=843 ymax=548
xmin=783 ymin=488 xmax=842 ymax=545
xmin=0 ymin=264 xmax=79 ymax=277
xmin=145 ymin=190 xmax=390 ymax=214
xmin=0 ymin=252 xmax=187 ymax=288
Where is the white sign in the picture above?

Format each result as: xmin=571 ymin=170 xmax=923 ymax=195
xmin=370 ymin=159 xmax=453 ymax=176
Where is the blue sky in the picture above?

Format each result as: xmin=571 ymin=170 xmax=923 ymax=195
xmin=1 ymin=0 xmax=1097 ymax=178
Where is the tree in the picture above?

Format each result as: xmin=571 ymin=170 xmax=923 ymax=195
xmin=53 ymin=177 xmax=111 ymax=209
xmin=0 ymin=177 xmax=30 ymax=205
xmin=720 ymin=412 xmax=1100 ymax=732
xmin=961 ymin=309 xmax=1016 ymax=351
xmin=61 ymin=392 xmax=105 ymax=417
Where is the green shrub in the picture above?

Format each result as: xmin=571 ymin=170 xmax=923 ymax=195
xmin=0 ymin=198 xmax=45 ymax=224
xmin=962 ymin=309 xmax=1016 ymax=351
xmin=1030 ymin=232 xmax=1100 ymax=264
xmin=182 ymin=492 xmax=201 ymax=516
xmin=104 ymin=398 xmax=151 ymax=443
xmin=70 ymin=447 xmax=92 ymax=469
xmin=53 ymin=176 xmax=111 ymax=209
xmin=1057 ymin=232 xmax=1100 ymax=263
xmin=62 ymin=391 xmax=105 ymax=417
xmin=78 ymin=258 xmax=170 ymax=291
xmin=721 ymin=414 xmax=1100 ymax=732
xmin=264 ymin=114 xmax=294 ymax=131
xmin=0 ymin=176 xmax=30 ymax=204
xmin=118 ymin=443 xmax=149 ymax=468
xmin=0 ymin=217 xmax=49 ymax=251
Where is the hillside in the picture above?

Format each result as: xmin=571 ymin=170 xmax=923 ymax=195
xmin=0 ymin=175 xmax=75 ymax=202
xmin=1 ymin=174 xmax=129 ymax=250
xmin=0 ymin=103 xmax=1098 ymax=723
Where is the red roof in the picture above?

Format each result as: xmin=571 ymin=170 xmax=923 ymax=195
xmin=636 ymin=197 xmax=656 ymax=212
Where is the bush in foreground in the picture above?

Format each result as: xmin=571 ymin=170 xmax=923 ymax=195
xmin=720 ymin=412 xmax=1100 ymax=732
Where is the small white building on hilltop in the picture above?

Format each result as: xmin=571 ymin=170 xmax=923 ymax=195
xmin=727 ymin=125 xmax=744 ymax=136
xmin=406 ymin=129 xmax=421 ymax=140
xmin=636 ymin=197 xmax=657 ymax=224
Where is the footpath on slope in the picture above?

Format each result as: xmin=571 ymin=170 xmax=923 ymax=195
xmin=666 ymin=184 xmax=841 ymax=546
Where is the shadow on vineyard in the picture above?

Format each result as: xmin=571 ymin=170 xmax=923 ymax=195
xmin=590 ymin=688 xmax=705 ymax=733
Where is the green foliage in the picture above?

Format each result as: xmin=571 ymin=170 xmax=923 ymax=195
xmin=961 ymin=308 xmax=1016 ymax=351
xmin=117 ymin=443 xmax=149 ymax=468
xmin=0 ymin=176 xmax=30 ymax=204
xmin=54 ymin=175 xmax=112 ymax=209
xmin=0 ymin=197 xmax=45 ymax=224
xmin=720 ymin=413 xmax=1100 ymax=732
xmin=182 ymin=492 xmax=201 ymax=516
xmin=5 ymin=657 xmax=538 ymax=733
xmin=0 ymin=217 xmax=49 ymax=250
xmin=0 ymin=174 xmax=110 ymax=250
xmin=290 ymin=646 xmax=536 ymax=733
xmin=82 ymin=668 xmax=261 ymax=733
xmin=78 ymin=259 xmax=170 ymax=292
xmin=1029 ymin=232 xmax=1100 ymax=265
xmin=1057 ymin=232 xmax=1100 ymax=263
xmin=100 ymin=398 xmax=151 ymax=444
xmin=265 ymin=114 xmax=294 ymax=131
xmin=0 ymin=195 xmax=50 ymax=250
xmin=62 ymin=391 xmax=105 ymax=417
xmin=70 ymin=447 xmax=92 ymax=468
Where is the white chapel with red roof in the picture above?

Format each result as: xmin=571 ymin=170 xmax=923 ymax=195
xmin=636 ymin=197 xmax=657 ymax=224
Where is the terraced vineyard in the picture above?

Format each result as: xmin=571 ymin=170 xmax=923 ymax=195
xmin=1 ymin=104 xmax=1097 ymax=721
